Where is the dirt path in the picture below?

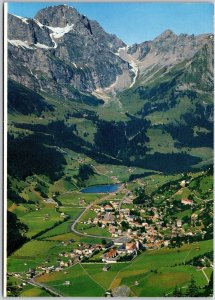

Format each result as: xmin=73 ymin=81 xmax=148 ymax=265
xmin=201 ymin=267 xmax=209 ymax=283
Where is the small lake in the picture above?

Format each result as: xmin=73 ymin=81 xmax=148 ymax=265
xmin=81 ymin=184 xmax=121 ymax=194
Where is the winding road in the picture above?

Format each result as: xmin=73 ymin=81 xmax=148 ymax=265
xmin=70 ymin=186 xmax=124 ymax=240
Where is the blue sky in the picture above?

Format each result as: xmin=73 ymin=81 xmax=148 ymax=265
xmin=8 ymin=2 xmax=214 ymax=45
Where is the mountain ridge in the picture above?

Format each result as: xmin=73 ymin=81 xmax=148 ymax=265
xmin=8 ymin=4 xmax=213 ymax=101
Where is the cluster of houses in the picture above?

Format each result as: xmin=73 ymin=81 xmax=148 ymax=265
xmin=102 ymin=239 xmax=140 ymax=263
xmin=26 ymin=187 xmax=204 ymax=280
xmin=87 ymin=183 xmax=206 ymax=248
xmin=22 ymin=239 xmax=140 ymax=279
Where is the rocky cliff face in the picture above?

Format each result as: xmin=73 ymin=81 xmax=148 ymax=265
xmin=8 ymin=4 xmax=213 ymax=103
xmin=8 ymin=4 xmax=131 ymax=101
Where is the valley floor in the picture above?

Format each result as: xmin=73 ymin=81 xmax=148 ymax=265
xmin=7 ymin=165 xmax=213 ymax=297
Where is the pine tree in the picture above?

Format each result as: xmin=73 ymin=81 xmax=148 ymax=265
xmin=172 ymin=285 xmax=183 ymax=297
xmin=187 ymin=275 xmax=199 ymax=297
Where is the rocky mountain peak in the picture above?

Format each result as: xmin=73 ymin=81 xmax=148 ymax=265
xmin=35 ymin=4 xmax=81 ymax=27
xmin=159 ymin=29 xmax=174 ymax=37
xmin=154 ymin=29 xmax=177 ymax=43
xmin=8 ymin=5 xmax=131 ymax=100
xmin=8 ymin=4 xmax=213 ymax=104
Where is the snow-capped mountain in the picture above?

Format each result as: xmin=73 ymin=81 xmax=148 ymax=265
xmin=8 ymin=4 xmax=213 ymax=102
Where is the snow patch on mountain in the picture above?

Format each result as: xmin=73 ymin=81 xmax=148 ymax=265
xmin=115 ymin=46 xmax=129 ymax=57
xmin=11 ymin=14 xmax=29 ymax=24
xmin=34 ymin=43 xmax=52 ymax=49
xmin=8 ymin=39 xmax=33 ymax=49
xmin=34 ymin=19 xmax=44 ymax=29
xmin=129 ymin=60 xmax=138 ymax=88
xmin=47 ymin=24 xmax=74 ymax=39
xmin=115 ymin=46 xmax=139 ymax=88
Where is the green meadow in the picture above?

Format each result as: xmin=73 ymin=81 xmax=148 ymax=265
xmin=57 ymin=191 xmax=101 ymax=207
xmin=20 ymin=286 xmax=51 ymax=297
xmin=35 ymin=263 xmax=105 ymax=297
xmin=33 ymin=239 xmax=212 ymax=297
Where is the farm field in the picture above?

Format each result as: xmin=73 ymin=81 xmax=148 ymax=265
xmin=82 ymin=262 xmax=129 ymax=290
xmin=46 ymin=231 xmax=105 ymax=244
xmin=35 ymin=263 xmax=105 ymax=297
xmin=32 ymin=239 xmax=212 ymax=297
xmin=7 ymin=276 xmax=51 ymax=297
xmin=109 ymin=240 xmax=213 ymax=296
xmin=39 ymin=220 xmax=72 ymax=239
xmin=20 ymin=286 xmax=51 ymax=297
xmin=39 ymin=207 xmax=83 ymax=239
xmin=18 ymin=206 xmax=62 ymax=238
xmin=7 ymin=240 xmax=73 ymax=273
xmin=75 ymin=223 xmax=111 ymax=237
xmin=57 ymin=192 xmax=101 ymax=207
xmin=127 ymin=265 xmax=207 ymax=297
xmin=59 ymin=207 xmax=83 ymax=219
xmin=204 ymin=267 xmax=213 ymax=279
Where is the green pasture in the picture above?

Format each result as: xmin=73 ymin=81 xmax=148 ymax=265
xmin=7 ymin=257 xmax=44 ymax=273
xmin=19 ymin=186 xmax=42 ymax=203
xmin=145 ymin=97 xmax=193 ymax=126
xmin=75 ymin=223 xmax=111 ymax=237
xmin=85 ymin=174 xmax=113 ymax=186
xmin=7 ymin=240 xmax=59 ymax=273
xmin=145 ymin=128 xmax=177 ymax=155
xmin=91 ymin=163 xmax=150 ymax=183
xmin=79 ymin=210 xmax=97 ymax=222
xmin=20 ymin=286 xmax=51 ymax=297
xmin=59 ymin=207 xmax=83 ymax=219
xmin=67 ymin=118 xmax=97 ymax=144
xmin=19 ymin=206 xmax=62 ymax=238
xmin=49 ymin=178 xmax=77 ymax=194
xmin=82 ymin=263 xmax=128 ymax=290
xmin=204 ymin=267 xmax=213 ymax=279
xmin=173 ymin=187 xmax=192 ymax=201
xmin=7 ymin=240 xmax=76 ymax=273
xmin=127 ymin=265 xmax=207 ymax=297
xmin=109 ymin=239 xmax=213 ymax=296
xmin=35 ymin=263 xmax=105 ymax=297
xmin=8 ymin=203 xmax=29 ymax=217
xmin=40 ymin=220 xmax=72 ymax=239
xmin=11 ymin=240 xmax=58 ymax=258
xmin=47 ymin=231 xmax=104 ymax=244
xmin=57 ymin=192 xmax=100 ymax=207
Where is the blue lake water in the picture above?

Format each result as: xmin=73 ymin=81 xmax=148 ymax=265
xmin=81 ymin=184 xmax=121 ymax=194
